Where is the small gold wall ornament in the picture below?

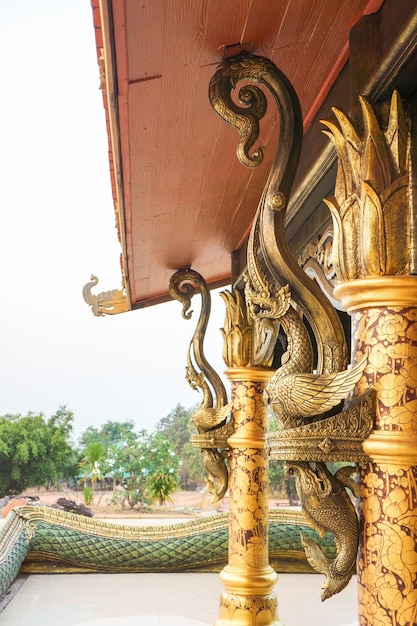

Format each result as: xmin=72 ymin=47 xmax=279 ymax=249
xmin=298 ymin=229 xmax=341 ymax=311
xmin=288 ymin=462 xmax=360 ymax=601
xmin=169 ymin=268 xmax=232 ymax=502
xmin=82 ymin=274 xmax=129 ymax=316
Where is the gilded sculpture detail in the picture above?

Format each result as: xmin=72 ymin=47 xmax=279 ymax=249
xmin=322 ymin=91 xmax=415 ymax=282
xmin=169 ymin=268 xmax=232 ymax=502
xmin=210 ymin=54 xmax=372 ymax=468
xmin=288 ymin=462 xmax=359 ymax=600
xmin=82 ymin=274 xmax=129 ymax=316
xmin=208 ymin=52 xmax=372 ymax=608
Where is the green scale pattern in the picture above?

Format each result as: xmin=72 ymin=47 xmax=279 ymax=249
xmin=0 ymin=506 xmax=336 ymax=601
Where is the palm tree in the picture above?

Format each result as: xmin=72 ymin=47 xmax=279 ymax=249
xmin=79 ymin=441 xmax=106 ymax=503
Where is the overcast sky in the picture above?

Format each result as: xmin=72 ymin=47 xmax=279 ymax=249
xmin=0 ymin=0 xmax=228 ymax=441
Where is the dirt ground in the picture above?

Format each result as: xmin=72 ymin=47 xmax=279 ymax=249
xmin=18 ymin=487 xmax=290 ymax=519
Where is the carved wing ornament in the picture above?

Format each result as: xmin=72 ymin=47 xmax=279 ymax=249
xmin=169 ymin=268 xmax=232 ymax=503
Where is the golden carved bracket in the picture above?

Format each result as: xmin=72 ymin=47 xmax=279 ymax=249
xmin=82 ymin=274 xmax=129 ymax=317
xmin=297 ymin=228 xmax=343 ymax=311
xmin=267 ymin=390 xmax=375 ymax=463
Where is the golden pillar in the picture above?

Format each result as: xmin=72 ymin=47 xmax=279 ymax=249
xmin=213 ymin=287 xmax=282 ymax=626
xmin=169 ymin=271 xmax=282 ymax=624
xmin=216 ymin=366 xmax=281 ymax=626
xmin=326 ymin=92 xmax=417 ymax=625
xmin=336 ymin=280 xmax=417 ymax=626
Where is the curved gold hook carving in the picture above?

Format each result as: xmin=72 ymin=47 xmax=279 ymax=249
xmin=209 ymin=54 xmax=347 ymax=374
xmin=169 ymin=268 xmax=231 ymax=502
xmin=169 ymin=268 xmax=229 ymax=413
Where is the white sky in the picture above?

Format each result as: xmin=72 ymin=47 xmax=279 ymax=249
xmin=0 ymin=0 xmax=228 ymax=441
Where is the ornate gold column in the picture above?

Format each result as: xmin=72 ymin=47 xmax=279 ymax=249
xmin=326 ymin=92 xmax=417 ymax=626
xmin=213 ymin=287 xmax=281 ymax=626
xmin=169 ymin=269 xmax=282 ymax=624
xmin=216 ymin=366 xmax=281 ymax=626
xmin=336 ymin=280 xmax=417 ymax=626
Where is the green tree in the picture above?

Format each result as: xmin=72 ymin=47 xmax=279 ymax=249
xmin=107 ymin=429 xmax=180 ymax=509
xmin=268 ymin=411 xmax=286 ymax=496
xmin=78 ymin=441 xmax=107 ymax=503
xmin=181 ymin=442 xmax=206 ymax=487
xmin=48 ymin=406 xmax=77 ymax=480
xmin=0 ymin=406 xmax=76 ymax=495
xmin=79 ymin=420 xmax=135 ymax=449
xmin=156 ymin=403 xmax=205 ymax=488
xmin=147 ymin=432 xmax=180 ymax=505
xmin=156 ymin=404 xmax=192 ymax=452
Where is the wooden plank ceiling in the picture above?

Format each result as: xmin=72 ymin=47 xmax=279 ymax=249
xmin=92 ymin=0 xmax=384 ymax=309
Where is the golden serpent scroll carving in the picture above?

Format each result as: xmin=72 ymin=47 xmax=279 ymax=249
xmin=169 ymin=268 xmax=232 ymax=503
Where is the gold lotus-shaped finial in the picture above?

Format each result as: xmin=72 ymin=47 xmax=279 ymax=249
xmin=322 ymin=91 xmax=416 ymax=282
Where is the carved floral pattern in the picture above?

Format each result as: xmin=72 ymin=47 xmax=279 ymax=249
xmin=219 ymin=594 xmax=278 ymax=623
xmin=353 ymin=307 xmax=417 ymax=430
xmin=228 ymin=381 xmax=269 ymax=570
xmin=358 ymin=463 xmax=417 ymax=626
xmin=352 ymin=306 xmax=417 ymax=626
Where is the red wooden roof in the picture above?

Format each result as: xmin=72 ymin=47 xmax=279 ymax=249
xmin=90 ymin=0 xmax=384 ymax=309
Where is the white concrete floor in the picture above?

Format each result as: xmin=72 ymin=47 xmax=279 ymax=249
xmin=0 ymin=572 xmax=358 ymax=626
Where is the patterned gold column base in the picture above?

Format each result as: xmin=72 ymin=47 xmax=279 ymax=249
xmin=215 ymin=596 xmax=282 ymax=626
xmin=216 ymin=566 xmax=282 ymax=626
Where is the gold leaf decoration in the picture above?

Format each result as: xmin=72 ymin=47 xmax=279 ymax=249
xmin=322 ymin=91 xmax=414 ymax=282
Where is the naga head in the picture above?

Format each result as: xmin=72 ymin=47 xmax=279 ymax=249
xmin=287 ymin=462 xmax=334 ymax=507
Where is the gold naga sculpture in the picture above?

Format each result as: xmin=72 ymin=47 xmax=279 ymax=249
xmin=205 ymin=53 xmax=376 ymax=602
xmin=169 ymin=268 xmax=233 ymax=503
xmin=287 ymin=461 xmax=360 ymax=601
xmin=208 ymin=52 xmax=373 ymax=449
xmin=83 ymin=274 xmax=129 ymax=316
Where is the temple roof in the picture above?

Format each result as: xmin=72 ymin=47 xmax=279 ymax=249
xmin=90 ymin=0 xmax=384 ymax=310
